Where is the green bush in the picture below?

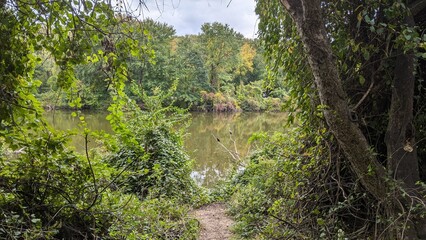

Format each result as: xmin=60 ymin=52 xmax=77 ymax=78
xmin=107 ymin=196 xmax=198 ymax=239
xmin=236 ymin=81 xmax=283 ymax=112
xmin=199 ymin=91 xmax=240 ymax=112
xmin=107 ymin=126 xmax=202 ymax=203
xmin=0 ymin=99 xmax=205 ymax=239
xmin=227 ymin=125 xmax=390 ymax=239
xmin=0 ymin=131 xmax=110 ymax=238
xmin=228 ymin=129 xmax=370 ymax=239
xmin=264 ymin=97 xmax=282 ymax=111
xmin=229 ymin=131 xmax=306 ymax=238
xmin=0 ymin=127 xmax=201 ymax=239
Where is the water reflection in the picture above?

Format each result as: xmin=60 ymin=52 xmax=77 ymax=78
xmin=187 ymin=112 xmax=286 ymax=187
xmin=44 ymin=111 xmax=112 ymax=151
xmin=45 ymin=111 xmax=287 ymax=187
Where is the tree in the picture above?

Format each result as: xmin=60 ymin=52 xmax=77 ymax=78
xmin=277 ymin=0 xmax=426 ymax=238
xmin=128 ymin=19 xmax=176 ymax=95
xmin=199 ymin=22 xmax=243 ymax=91
xmin=234 ymin=41 xmax=257 ymax=86
xmin=172 ymin=36 xmax=210 ymax=108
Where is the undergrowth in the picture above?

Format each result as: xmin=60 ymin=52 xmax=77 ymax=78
xmin=0 ymin=94 xmax=206 ymax=239
xmin=225 ymin=128 xmax=398 ymax=239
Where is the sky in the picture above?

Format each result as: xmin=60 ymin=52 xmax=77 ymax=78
xmin=132 ymin=0 xmax=259 ymax=38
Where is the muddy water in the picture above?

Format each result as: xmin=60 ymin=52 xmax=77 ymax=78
xmin=45 ymin=111 xmax=286 ymax=187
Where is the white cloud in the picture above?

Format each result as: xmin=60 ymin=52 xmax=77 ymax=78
xmin=131 ymin=0 xmax=258 ymax=38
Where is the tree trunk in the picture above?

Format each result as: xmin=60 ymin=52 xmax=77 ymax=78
xmin=385 ymin=15 xmax=420 ymax=191
xmin=281 ymin=0 xmax=388 ymax=201
xmin=385 ymin=14 xmax=426 ymax=238
xmin=210 ymin=65 xmax=219 ymax=91
xmin=280 ymin=0 xmax=425 ymax=238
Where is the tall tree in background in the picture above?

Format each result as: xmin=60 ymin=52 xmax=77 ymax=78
xmin=130 ymin=19 xmax=176 ymax=93
xmin=199 ymin=22 xmax=243 ymax=91
xmin=173 ymin=36 xmax=210 ymax=107
xmin=234 ymin=41 xmax=256 ymax=86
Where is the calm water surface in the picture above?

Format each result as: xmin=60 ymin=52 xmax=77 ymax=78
xmin=45 ymin=111 xmax=287 ymax=187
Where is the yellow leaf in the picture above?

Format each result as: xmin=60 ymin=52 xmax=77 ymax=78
xmin=357 ymin=13 xmax=362 ymax=22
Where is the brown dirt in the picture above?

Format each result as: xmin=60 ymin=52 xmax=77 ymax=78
xmin=192 ymin=203 xmax=234 ymax=240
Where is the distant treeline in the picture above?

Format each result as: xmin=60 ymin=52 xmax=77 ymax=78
xmin=35 ymin=19 xmax=286 ymax=112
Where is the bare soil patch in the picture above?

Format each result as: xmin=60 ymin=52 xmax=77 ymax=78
xmin=193 ymin=203 xmax=234 ymax=240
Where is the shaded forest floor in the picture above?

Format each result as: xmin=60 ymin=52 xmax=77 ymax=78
xmin=193 ymin=203 xmax=234 ymax=240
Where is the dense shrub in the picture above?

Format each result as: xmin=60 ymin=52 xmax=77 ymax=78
xmin=237 ymin=81 xmax=283 ymax=112
xmin=199 ymin=91 xmax=239 ymax=112
xmin=264 ymin=97 xmax=282 ymax=111
xmin=0 ymin=131 xmax=111 ymax=238
xmin=199 ymin=88 xmax=283 ymax=112
xmin=107 ymin=126 xmax=202 ymax=203
xmin=0 ymin=101 xmax=205 ymax=239
xmin=229 ymin=130 xmax=313 ymax=238
xmin=104 ymin=194 xmax=199 ymax=239
xmin=228 ymin=129 xmax=381 ymax=239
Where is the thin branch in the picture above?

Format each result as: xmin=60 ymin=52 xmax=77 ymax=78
xmin=84 ymin=132 xmax=98 ymax=211
xmin=409 ymin=0 xmax=426 ymax=17
xmin=269 ymin=213 xmax=299 ymax=231
xmin=212 ymin=133 xmax=240 ymax=162
xmin=228 ymin=128 xmax=239 ymax=159
xmin=227 ymin=0 xmax=233 ymax=8
xmin=352 ymin=79 xmax=374 ymax=111
xmin=98 ymin=154 xmax=142 ymax=195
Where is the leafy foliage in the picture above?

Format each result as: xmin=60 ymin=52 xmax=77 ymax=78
xmin=106 ymin=93 xmax=205 ymax=204
xmin=229 ymin=128 xmax=383 ymax=239
xmin=256 ymin=0 xmax=315 ymax=123
xmin=236 ymin=81 xmax=282 ymax=112
xmin=107 ymin=197 xmax=199 ymax=239
xmin=199 ymin=91 xmax=239 ymax=112
xmin=199 ymin=22 xmax=244 ymax=91
xmin=0 ymin=1 xmax=204 ymax=239
xmin=228 ymin=0 xmax=426 ymax=238
xmin=32 ymin=18 xmax=279 ymax=112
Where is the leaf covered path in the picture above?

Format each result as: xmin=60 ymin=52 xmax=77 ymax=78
xmin=193 ymin=203 xmax=234 ymax=240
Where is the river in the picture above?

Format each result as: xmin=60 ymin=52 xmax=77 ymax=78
xmin=45 ymin=111 xmax=287 ymax=187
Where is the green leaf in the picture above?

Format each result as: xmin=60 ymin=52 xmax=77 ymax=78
xmin=363 ymin=49 xmax=370 ymax=60
xmin=364 ymin=15 xmax=371 ymax=24
xmin=404 ymin=34 xmax=412 ymax=41
xmin=31 ymin=218 xmax=41 ymax=223
xmin=359 ymin=75 xmax=365 ymax=86
xmin=85 ymin=1 xmax=93 ymax=10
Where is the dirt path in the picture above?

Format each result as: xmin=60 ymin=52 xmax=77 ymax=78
xmin=193 ymin=203 xmax=234 ymax=240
